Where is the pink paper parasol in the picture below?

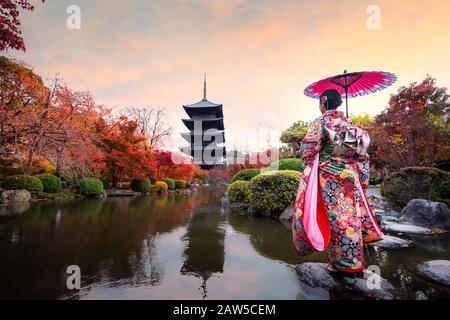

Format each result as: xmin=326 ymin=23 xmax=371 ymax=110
xmin=304 ymin=70 xmax=397 ymax=117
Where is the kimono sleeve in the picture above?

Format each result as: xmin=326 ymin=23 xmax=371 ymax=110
xmin=299 ymin=118 xmax=326 ymax=166
xmin=356 ymin=155 xmax=371 ymax=189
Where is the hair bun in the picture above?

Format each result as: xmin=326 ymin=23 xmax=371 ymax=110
xmin=320 ymin=89 xmax=342 ymax=110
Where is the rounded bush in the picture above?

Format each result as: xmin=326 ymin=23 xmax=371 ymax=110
xmin=248 ymin=170 xmax=301 ymax=214
xmin=381 ymin=167 xmax=450 ymax=208
xmin=194 ymin=172 xmax=207 ymax=182
xmin=153 ymin=181 xmax=169 ymax=192
xmin=37 ymin=174 xmax=62 ymax=193
xmin=436 ymin=178 xmax=450 ymax=199
xmin=78 ymin=177 xmax=104 ymax=197
xmin=267 ymin=158 xmax=304 ymax=172
xmin=185 ymin=181 xmax=192 ymax=189
xmin=2 ymin=175 xmax=43 ymax=195
xmin=130 ymin=178 xmax=152 ymax=193
xmin=100 ymin=179 xmax=110 ymax=190
xmin=174 ymin=179 xmax=187 ymax=189
xmin=227 ymin=181 xmax=250 ymax=203
xmin=161 ymin=178 xmax=176 ymax=190
xmin=231 ymin=168 xmax=261 ymax=183
xmin=369 ymin=176 xmax=383 ymax=186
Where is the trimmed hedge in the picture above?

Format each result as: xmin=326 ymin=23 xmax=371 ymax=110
xmin=2 ymin=175 xmax=43 ymax=195
xmin=78 ymin=177 xmax=104 ymax=197
xmin=436 ymin=178 xmax=450 ymax=199
xmin=227 ymin=181 xmax=250 ymax=203
xmin=174 ymin=179 xmax=187 ymax=189
xmin=231 ymin=168 xmax=261 ymax=183
xmin=369 ymin=176 xmax=383 ymax=186
xmin=248 ymin=170 xmax=301 ymax=214
xmin=153 ymin=181 xmax=169 ymax=192
xmin=381 ymin=167 xmax=450 ymax=208
xmin=131 ymin=178 xmax=152 ymax=193
xmin=185 ymin=181 xmax=192 ymax=189
xmin=161 ymin=178 xmax=176 ymax=190
xmin=37 ymin=174 xmax=62 ymax=193
xmin=267 ymin=158 xmax=304 ymax=172
xmin=100 ymin=179 xmax=110 ymax=190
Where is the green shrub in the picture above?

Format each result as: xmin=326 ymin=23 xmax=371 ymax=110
xmin=37 ymin=174 xmax=62 ymax=193
xmin=153 ymin=181 xmax=169 ymax=192
xmin=435 ymin=178 xmax=450 ymax=199
xmin=231 ymin=168 xmax=261 ymax=183
xmin=381 ymin=167 xmax=450 ymax=208
xmin=369 ymin=176 xmax=383 ymax=186
xmin=174 ymin=179 xmax=187 ymax=189
xmin=148 ymin=176 xmax=157 ymax=184
xmin=185 ymin=181 xmax=192 ymax=189
xmin=248 ymin=170 xmax=301 ymax=215
xmin=2 ymin=175 xmax=43 ymax=195
xmin=100 ymin=179 xmax=110 ymax=190
xmin=161 ymin=178 xmax=176 ymax=190
xmin=267 ymin=158 xmax=304 ymax=172
xmin=194 ymin=172 xmax=207 ymax=182
xmin=227 ymin=181 xmax=250 ymax=203
xmin=77 ymin=177 xmax=104 ymax=197
xmin=130 ymin=178 xmax=152 ymax=193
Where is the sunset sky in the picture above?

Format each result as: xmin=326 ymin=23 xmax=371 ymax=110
xmin=7 ymin=0 xmax=450 ymax=151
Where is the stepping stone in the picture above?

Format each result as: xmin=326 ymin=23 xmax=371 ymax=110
xmin=369 ymin=235 xmax=412 ymax=249
xmin=296 ymin=281 xmax=330 ymax=300
xmin=417 ymin=260 xmax=450 ymax=287
xmin=296 ymin=263 xmax=337 ymax=290
xmin=381 ymin=216 xmax=401 ymax=224
xmin=341 ymin=270 xmax=394 ymax=300
xmin=295 ymin=262 xmax=395 ymax=300
xmin=383 ymin=223 xmax=431 ymax=235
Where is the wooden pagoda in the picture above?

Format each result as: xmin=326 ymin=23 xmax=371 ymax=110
xmin=181 ymin=76 xmax=225 ymax=169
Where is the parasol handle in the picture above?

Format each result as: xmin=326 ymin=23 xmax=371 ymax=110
xmin=344 ymin=70 xmax=349 ymax=118
xmin=345 ymin=88 xmax=349 ymax=118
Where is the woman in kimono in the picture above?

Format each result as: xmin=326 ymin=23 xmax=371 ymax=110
xmin=292 ymin=89 xmax=384 ymax=276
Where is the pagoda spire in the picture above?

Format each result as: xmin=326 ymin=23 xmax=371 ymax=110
xmin=203 ymin=73 xmax=207 ymax=100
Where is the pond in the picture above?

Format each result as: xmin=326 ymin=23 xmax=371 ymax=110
xmin=0 ymin=187 xmax=449 ymax=300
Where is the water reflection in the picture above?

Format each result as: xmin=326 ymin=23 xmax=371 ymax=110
xmin=180 ymin=203 xmax=225 ymax=298
xmin=227 ymin=214 xmax=325 ymax=265
xmin=0 ymin=188 xmax=449 ymax=300
xmin=0 ymin=194 xmax=195 ymax=299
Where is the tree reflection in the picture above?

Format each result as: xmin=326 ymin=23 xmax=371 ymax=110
xmin=0 ymin=194 xmax=195 ymax=299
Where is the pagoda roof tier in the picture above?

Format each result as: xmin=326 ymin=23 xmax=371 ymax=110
xmin=183 ymin=98 xmax=222 ymax=109
xmin=183 ymin=103 xmax=223 ymax=119
xmin=181 ymin=131 xmax=225 ymax=144
xmin=181 ymin=146 xmax=226 ymax=158
xmin=182 ymin=118 xmax=224 ymax=131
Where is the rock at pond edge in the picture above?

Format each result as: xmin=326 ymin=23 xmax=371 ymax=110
xmin=417 ymin=260 xmax=450 ymax=287
xmin=401 ymin=199 xmax=450 ymax=228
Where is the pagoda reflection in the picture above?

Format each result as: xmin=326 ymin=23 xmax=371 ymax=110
xmin=180 ymin=196 xmax=225 ymax=298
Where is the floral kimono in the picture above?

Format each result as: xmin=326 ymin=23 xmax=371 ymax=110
xmin=292 ymin=110 xmax=384 ymax=273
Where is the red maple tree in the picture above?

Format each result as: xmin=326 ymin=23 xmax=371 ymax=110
xmin=0 ymin=0 xmax=45 ymax=51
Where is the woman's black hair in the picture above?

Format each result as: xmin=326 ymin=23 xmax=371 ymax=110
xmin=320 ymin=89 xmax=342 ymax=110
